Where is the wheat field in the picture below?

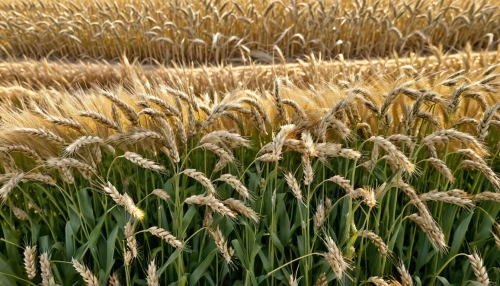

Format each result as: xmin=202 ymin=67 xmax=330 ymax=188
xmin=0 ymin=0 xmax=499 ymax=286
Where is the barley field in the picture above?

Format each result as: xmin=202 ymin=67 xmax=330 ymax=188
xmin=0 ymin=0 xmax=499 ymax=286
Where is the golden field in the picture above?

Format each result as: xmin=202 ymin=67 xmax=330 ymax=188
xmin=0 ymin=0 xmax=498 ymax=286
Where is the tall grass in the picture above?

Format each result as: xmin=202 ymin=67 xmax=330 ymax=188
xmin=1 ymin=0 xmax=500 ymax=63
xmin=0 ymin=66 xmax=498 ymax=285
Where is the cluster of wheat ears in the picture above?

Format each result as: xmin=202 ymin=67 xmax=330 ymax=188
xmin=0 ymin=60 xmax=498 ymax=285
xmin=0 ymin=0 xmax=499 ymax=285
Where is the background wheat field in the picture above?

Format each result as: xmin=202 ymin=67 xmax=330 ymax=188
xmin=0 ymin=0 xmax=499 ymax=285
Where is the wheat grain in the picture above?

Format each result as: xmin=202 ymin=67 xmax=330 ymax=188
xmin=182 ymin=169 xmax=217 ymax=195
xmin=328 ymin=175 xmax=355 ymax=195
xmin=12 ymin=128 xmax=65 ymax=144
xmin=223 ymin=198 xmax=259 ymax=222
xmin=467 ymin=248 xmax=490 ymax=286
xmin=315 ymin=273 xmax=328 ymax=286
xmin=360 ymin=230 xmax=388 ymax=256
xmin=122 ymin=152 xmax=165 ymax=172
xmin=152 ymin=189 xmax=170 ymax=201
xmin=108 ymin=272 xmax=121 ymax=286
xmin=24 ymin=245 xmax=37 ymax=279
xmin=284 ymin=172 xmax=305 ymax=205
xmin=397 ymin=261 xmax=413 ymax=286
xmin=148 ymin=227 xmax=182 ymax=248
xmin=0 ymin=173 xmax=24 ymax=203
xmin=40 ymin=252 xmax=52 ymax=286
xmin=473 ymin=192 xmax=500 ymax=203
xmin=420 ymin=189 xmax=473 ymax=209
xmin=216 ymin=174 xmax=252 ymax=200
xmin=184 ymin=194 xmax=236 ymax=218
xmin=11 ymin=204 xmax=29 ymax=220
xmin=324 ymin=236 xmax=351 ymax=280
xmin=80 ymin=111 xmax=121 ymax=131
xmin=146 ymin=259 xmax=159 ymax=286
xmin=424 ymin=158 xmax=455 ymax=183
xmin=460 ymin=160 xmax=500 ymax=191
xmin=72 ymin=258 xmax=99 ymax=286
xmin=367 ymin=277 xmax=391 ymax=286
xmin=208 ymin=226 xmax=234 ymax=265
xmin=124 ymin=221 xmax=138 ymax=260
xmin=65 ymin=136 xmax=106 ymax=155
xmin=368 ymin=136 xmax=415 ymax=174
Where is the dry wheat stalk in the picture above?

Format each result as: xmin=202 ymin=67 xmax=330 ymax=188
xmin=460 ymin=160 xmax=500 ymax=190
xmin=493 ymin=223 xmax=500 ymax=249
xmin=0 ymin=173 xmax=24 ymax=203
xmin=302 ymin=155 xmax=314 ymax=185
xmin=12 ymin=128 xmax=65 ymax=144
xmin=473 ymin=192 xmax=500 ymax=203
xmin=467 ymin=248 xmax=490 ymax=286
xmin=282 ymin=98 xmax=307 ymax=123
xmin=122 ymin=152 xmax=165 ymax=172
xmin=124 ymin=221 xmax=138 ymax=260
xmin=453 ymin=149 xmax=486 ymax=165
xmin=41 ymin=114 xmax=85 ymax=133
xmin=40 ymin=252 xmax=52 ymax=286
xmin=424 ymin=158 xmax=455 ymax=183
xmin=223 ymin=198 xmax=259 ymax=222
xmin=406 ymin=213 xmax=447 ymax=252
xmin=274 ymin=79 xmax=286 ymax=122
xmin=0 ymin=144 xmax=41 ymax=163
xmin=184 ymin=194 xmax=236 ymax=218
xmin=109 ymin=272 xmax=120 ymax=286
xmin=103 ymin=182 xmax=144 ymax=220
xmin=101 ymin=91 xmax=139 ymax=124
xmin=239 ymin=97 xmax=271 ymax=126
xmin=359 ymin=187 xmax=377 ymax=208
xmin=423 ymin=129 xmax=486 ymax=155
xmin=284 ymin=172 xmax=305 ymax=205
xmin=208 ymin=226 xmax=234 ymax=265
xmin=46 ymin=158 xmax=94 ymax=173
xmin=396 ymin=261 xmax=413 ymax=286
xmin=216 ymin=174 xmax=252 ymax=200
xmin=200 ymin=143 xmax=235 ymax=166
xmin=477 ymin=102 xmax=500 ymax=140
xmin=315 ymin=273 xmax=328 ymax=286
xmin=24 ymin=245 xmax=37 ymax=279
xmin=367 ymin=277 xmax=391 ymax=286
xmin=80 ymin=111 xmax=121 ymax=131
xmin=360 ymin=230 xmax=388 ymax=256
xmin=152 ymin=189 xmax=170 ymax=201
xmin=65 ymin=136 xmax=107 ymax=155
xmin=317 ymin=100 xmax=347 ymax=141
xmin=146 ymin=259 xmax=159 ymax=286
xmin=420 ymin=189 xmax=473 ymax=209
xmin=148 ymin=227 xmax=182 ymax=248
xmin=368 ymin=136 xmax=415 ymax=174
xmin=328 ymin=175 xmax=355 ymax=195
xmin=72 ymin=258 xmax=99 ymax=286
xmin=147 ymin=96 xmax=181 ymax=117
xmin=0 ymin=152 xmax=16 ymax=173
xmin=314 ymin=202 xmax=326 ymax=229
xmin=324 ymin=236 xmax=351 ymax=280
xmin=182 ymin=169 xmax=217 ymax=195
xmin=258 ymin=124 xmax=295 ymax=162
xmin=200 ymin=131 xmax=251 ymax=149
xmin=11 ymin=204 xmax=29 ymax=220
